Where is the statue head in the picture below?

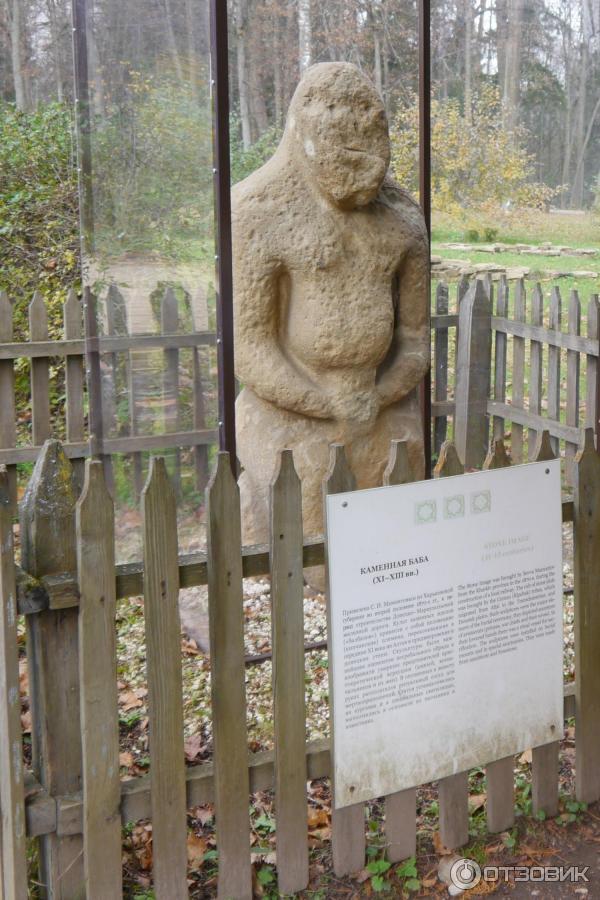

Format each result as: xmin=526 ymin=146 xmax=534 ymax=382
xmin=283 ymin=62 xmax=390 ymax=210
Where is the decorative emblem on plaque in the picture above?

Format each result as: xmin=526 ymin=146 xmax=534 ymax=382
xmin=471 ymin=490 xmax=492 ymax=514
xmin=444 ymin=495 xmax=465 ymax=519
xmin=415 ymin=499 xmax=437 ymax=525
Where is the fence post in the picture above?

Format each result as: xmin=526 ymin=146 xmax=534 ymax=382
xmin=77 ymin=460 xmax=122 ymax=898
xmin=270 ymin=450 xmax=309 ymax=894
xmin=511 ymin=280 xmax=527 ymax=463
xmin=207 ymin=453 xmax=252 ymax=900
xmin=531 ymin=430 xmax=559 ymax=817
xmin=324 ymin=444 xmax=366 ymax=876
xmin=434 ymin=283 xmax=449 ymax=456
xmin=492 ymin=275 xmax=508 ymax=443
xmin=434 ymin=441 xmax=469 ymax=849
xmin=161 ymin=288 xmax=181 ymax=494
xmin=0 ymin=467 xmax=28 ymax=898
xmin=383 ymin=441 xmax=417 ymax=862
xmin=574 ymin=428 xmax=600 ymax=803
xmin=64 ymin=289 xmax=86 ymax=492
xmin=482 ymin=440 xmax=516 ymax=833
xmin=142 ymin=458 xmax=188 ymax=898
xmin=0 ymin=292 xmax=17 ymax=509
xmin=29 ymin=292 xmax=51 ymax=447
xmin=547 ymin=287 xmax=562 ymax=457
xmin=20 ymin=439 xmax=83 ymax=897
xmin=454 ymin=279 xmax=492 ymax=469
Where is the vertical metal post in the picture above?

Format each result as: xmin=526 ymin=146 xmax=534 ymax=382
xmin=210 ymin=0 xmax=237 ymax=471
xmin=71 ymin=0 xmax=95 ymax=258
xmin=419 ymin=0 xmax=432 ymax=477
xmin=73 ymin=0 xmax=108 ymax=470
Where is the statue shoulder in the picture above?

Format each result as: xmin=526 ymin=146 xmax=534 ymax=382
xmin=232 ymin=161 xmax=288 ymax=272
xmin=379 ymin=175 xmax=428 ymax=242
xmin=232 ymin=156 xmax=287 ymax=228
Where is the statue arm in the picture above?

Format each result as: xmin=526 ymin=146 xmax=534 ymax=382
xmin=375 ymin=236 xmax=430 ymax=407
xmin=234 ymin=259 xmax=333 ymax=418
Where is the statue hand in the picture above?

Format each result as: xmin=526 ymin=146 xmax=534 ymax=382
xmin=329 ymin=389 xmax=380 ymax=426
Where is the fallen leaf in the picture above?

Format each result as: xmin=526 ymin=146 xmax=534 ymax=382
xmin=308 ymin=807 xmax=329 ymax=829
xmin=433 ymin=830 xmax=453 ymax=855
xmin=119 ymin=751 xmax=134 ymax=768
xmin=196 ymin=806 xmax=214 ymax=827
xmin=182 ymin=639 xmax=200 ymax=655
xmin=136 ymin=845 xmax=153 ymax=870
xmin=20 ymin=710 xmax=31 ymax=733
xmin=469 ymin=791 xmax=487 ymax=812
xmin=187 ymin=833 xmax=207 ymax=866
xmin=19 ymin=661 xmax=28 ymax=696
xmin=355 ymin=868 xmax=371 ymax=883
xmin=519 ymin=749 xmax=533 ymax=765
xmin=120 ymin=691 xmax=143 ymax=710
xmin=184 ymin=734 xmax=204 ymax=762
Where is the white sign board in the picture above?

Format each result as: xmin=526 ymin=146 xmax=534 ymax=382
xmin=326 ymin=460 xmax=563 ymax=809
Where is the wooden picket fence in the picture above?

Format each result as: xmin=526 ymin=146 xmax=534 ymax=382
xmin=0 ymin=285 xmax=216 ymax=505
xmin=2 ymin=409 xmax=600 ymax=897
xmin=433 ymin=274 xmax=600 ymax=481
xmin=1 ymin=275 xmax=600 ymax=898
xmin=1 ymin=274 xmax=598 ymax=511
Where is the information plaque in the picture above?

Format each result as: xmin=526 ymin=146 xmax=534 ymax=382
xmin=326 ymin=460 xmax=563 ymax=808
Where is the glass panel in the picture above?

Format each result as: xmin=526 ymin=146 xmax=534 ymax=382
xmin=75 ymin=0 xmax=216 ymax=560
xmin=429 ymin=0 xmax=600 ymax=464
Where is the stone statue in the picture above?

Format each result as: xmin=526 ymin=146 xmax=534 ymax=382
xmin=232 ymin=61 xmax=430 ymax=551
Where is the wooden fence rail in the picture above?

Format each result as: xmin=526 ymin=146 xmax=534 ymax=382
xmin=1 ymin=419 xmax=599 ymax=898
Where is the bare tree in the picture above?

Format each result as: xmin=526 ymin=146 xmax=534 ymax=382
xmin=298 ymin=0 xmax=311 ymax=72
xmin=4 ymin=0 xmax=28 ymax=109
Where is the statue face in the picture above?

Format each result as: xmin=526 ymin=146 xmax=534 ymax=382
xmin=288 ymin=64 xmax=390 ymax=210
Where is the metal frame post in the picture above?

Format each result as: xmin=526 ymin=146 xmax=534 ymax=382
xmin=419 ymin=0 xmax=432 ymax=477
xmin=210 ymin=0 xmax=237 ymax=471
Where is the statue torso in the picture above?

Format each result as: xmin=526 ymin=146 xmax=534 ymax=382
xmin=279 ymin=195 xmax=410 ymax=374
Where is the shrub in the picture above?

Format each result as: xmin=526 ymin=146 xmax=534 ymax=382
xmin=0 ymin=102 xmax=80 ymax=336
xmin=391 ymin=84 xmax=559 ymax=214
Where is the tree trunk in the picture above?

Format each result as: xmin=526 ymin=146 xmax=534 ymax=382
xmin=184 ymin=0 xmax=199 ymax=99
xmin=560 ymin=30 xmax=573 ymax=208
xmin=46 ymin=0 xmax=64 ymax=102
xmin=163 ymin=0 xmax=185 ymax=82
xmin=573 ymin=95 xmax=600 ymax=205
xmin=570 ymin=44 xmax=588 ymax=208
xmin=298 ymin=0 xmax=312 ymax=73
xmin=86 ymin=17 xmax=106 ymax=120
xmin=502 ymin=0 xmax=523 ymax=132
xmin=463 ymin=0 xmax=473 ymax=124
xmin=273 ymin=6 xmax=283 ymax=125
xmin=495 ymin=0 xmax=508 ymax=99
xmin=7 ymin=0 xmax=27 ymax=110
xmin=249 ymin=63 xmax=269 ymax=138
xmin=235 ymin=0 xmax=252 ymax=149
xmin=372 ymin=3 xmax=383 ymax=99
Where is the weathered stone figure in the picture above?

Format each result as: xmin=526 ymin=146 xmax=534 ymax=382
xmin=233 ymin=61 xmax=429 ymax=548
